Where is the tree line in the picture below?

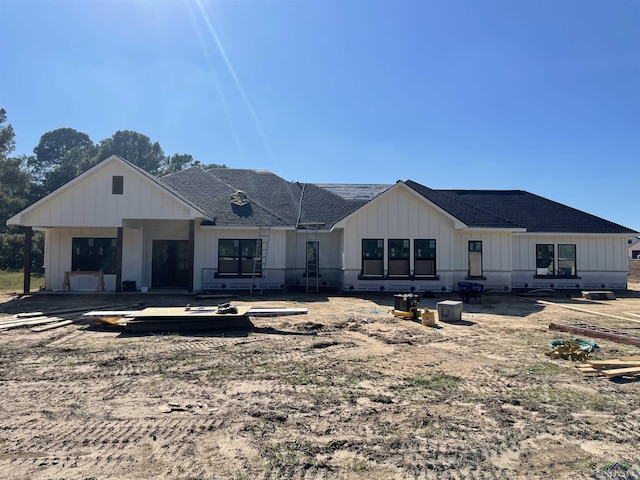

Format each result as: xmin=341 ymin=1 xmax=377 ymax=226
xmin=0 ymin=107 xmax=225 ymax=272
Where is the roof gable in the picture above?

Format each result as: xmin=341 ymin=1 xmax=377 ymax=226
xmin=332 ymin=181 xmax=470 ymax=230
xmin=7 ymin=155 xmax=208 ymax=227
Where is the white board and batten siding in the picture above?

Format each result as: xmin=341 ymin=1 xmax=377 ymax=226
xmin=284 ymin=229 xmax=344 ymax=288
xmin=453 ymin=230 xmax=513 ymax=291
xmin=44 ymin=227 xmax=117 ymax=291
xmin=194 ymin=227 xmax=288 ymax=291
xmin=11 ymin=157 xmax=198 ymax=228
xmin=339 ymin=184 xmax=456 ymax=291
xmin=512 ymin=234 xmax=630 ymax=289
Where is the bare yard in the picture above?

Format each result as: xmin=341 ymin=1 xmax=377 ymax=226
xmin=1 ymin=271 xmax=640 ymax=479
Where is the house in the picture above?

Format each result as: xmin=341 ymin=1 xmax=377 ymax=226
xmin=6 ymin=155 xmax=638 ymax=294
xmin=629 ymin=236 xmax=640 ymax=260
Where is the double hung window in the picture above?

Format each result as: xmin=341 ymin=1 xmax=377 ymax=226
xmin=536 ymin=244 xmax=576 ymax=276
xmin=72 ymin=238 xmax=117 ymax=274
xmin=218 ymin=239 xmax=261 ymax=276
xmin=414 ymin=239 xmax=436 ymax=277
xmin=388 ymin=239 xmax=410 ymax=277
xmin=362 ymin=239 xmax=384 ymax=276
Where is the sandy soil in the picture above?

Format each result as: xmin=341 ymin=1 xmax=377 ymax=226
xmin=1 ymin=269 xmax=640 ymax=479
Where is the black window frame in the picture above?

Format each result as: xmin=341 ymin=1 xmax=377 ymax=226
xmin=536 ymin=244 xmax=555 ymax=276
xmin=361 ymin=239 xmax=384 ymax=277
xmin=71 ymin=237 xmax=118 ymax=274
xmin=557 ymin=244 xmax=577 ymax=277
xmin=414 ymin=239 xmax=437 ymax=277
xmin=468 ymin=240 xmax=483 ymax=278
xmin=388 ymin=239 xmax=410 ymax=277
xmin=217 ymin=239 xmax=262 ymax=277
xmin=112 ymin=175 xmax=124 ymax=195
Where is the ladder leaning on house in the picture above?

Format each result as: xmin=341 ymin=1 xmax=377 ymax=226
xmin=250 ymin=225 xmax=271 ymax=295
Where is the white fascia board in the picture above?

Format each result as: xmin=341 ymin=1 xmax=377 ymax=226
xmin=200 ymin=224 xmax=293 ymax=231
xmin=331 ymin=181 xmax=468 ymax=231
xmin=7 ymin=155 xmax=210 ymax=226
xmin=514 ymin=232 xmax=636 ymax=238
xmin=464 ymin=227 xmax=527 ymax=233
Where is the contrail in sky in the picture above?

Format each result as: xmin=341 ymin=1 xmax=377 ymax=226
xmin=192 ymin=0 xmax=279 ymax=170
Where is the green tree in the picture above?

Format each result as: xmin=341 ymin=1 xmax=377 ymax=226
xmin=0 ymin=109 xmax=41 ymax=271
xmin=94 ymin=130 xmax=165 ymax=174
xmin=0 ymin=108 xmax=15 ymax=160
xmin=28 ymin=128 xmax=94 ymax=195
xmin=161 ymin=153 xmax=198 ymax=175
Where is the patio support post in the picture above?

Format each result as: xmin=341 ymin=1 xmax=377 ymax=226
xmin=23 ymin=227 xmax=32 ymax=294
xmin=188 ymin=220 xmax=195 ymax=292
xmin=116 ymin=227 xmax=123 ymax=292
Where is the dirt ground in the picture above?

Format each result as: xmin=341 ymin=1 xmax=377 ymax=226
xmin=1 ymin=264 xmax=640 ymax=479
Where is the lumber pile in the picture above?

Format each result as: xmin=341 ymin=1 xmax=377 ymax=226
xmin=545 ymin=339 xmax=596 ymax=362
xmin=575 ymin=356 xmax=640 ymax=378
xmin=581 ymin=290 xmax=615 ymax=300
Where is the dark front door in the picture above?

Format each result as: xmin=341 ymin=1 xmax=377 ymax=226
xmin=152 ymin=240 xmax=189 ymax=288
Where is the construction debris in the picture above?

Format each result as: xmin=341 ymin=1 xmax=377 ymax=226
xmin=549 ymin=322 xmax=640 ymax=347
xmin=575 ymin=356 xmax=640 ymax=378
xmin=82 ymin=304 xmax=309 ymax=332
xmin=546 ymin=338 xmax=598 ymax=361
xmin=581 ymin=290 xmax=616 ymax=300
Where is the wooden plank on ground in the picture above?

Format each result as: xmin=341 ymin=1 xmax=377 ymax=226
xmin=582 ymin=291 xmax=616 ymax=300
xmin=124 ymin=316 xmax=253 ymax=332
xmin=549 ymin=323 xmax=640 ymax=347
xmin=83 ymin=310 xmax=143 ymax=318
xmin=539 ymin=300 xmax=640 ymax=324
xmin=600 ymin=366 xmax=640 ymax=377
xmin=31 ymin=320 xmax=74 ymax=332
xmin=248 ymin=308 xmax=308 ymax=317
xmin=0 ymin=316 xmax=67 ymax=330
xmin=575 ymin=366 xmax=599 ymax=374
xmin=131 ymin=305 xmax=253 ymax=318
xmin=587 ymin=360 xmax=640 ymax=367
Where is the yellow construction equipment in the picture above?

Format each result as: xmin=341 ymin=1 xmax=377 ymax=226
xmin=391 ymin=294 xmax=436 ymax=326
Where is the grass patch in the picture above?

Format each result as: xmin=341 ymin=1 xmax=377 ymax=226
xmin=524 ymin=361 xmax=570 ymax=376
xmin=404 ymin=372 xmax=462 ymax=398
xmin=0 ymin=270 xmax=44 ymax=294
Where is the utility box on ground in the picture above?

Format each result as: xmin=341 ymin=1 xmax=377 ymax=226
xmin=437 ymin=300 xmax=463 ymax=322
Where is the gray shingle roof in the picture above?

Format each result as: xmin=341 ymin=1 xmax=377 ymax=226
xmin=159 ymin=168 xmax=636 ymax=234
xmin=160 ymin=168 xmax=363 ymax=227
xmin=406 ymin=181 xmax=636 ymax=234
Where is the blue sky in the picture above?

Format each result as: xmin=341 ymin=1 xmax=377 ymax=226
xmin=1 ymin=0 xmax=639 ymax=232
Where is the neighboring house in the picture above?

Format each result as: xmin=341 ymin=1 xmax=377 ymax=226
xmin=629 ymin=236 xmax=640 ymax=259
xmin=6 ymin=155 xmax=638 ymax=294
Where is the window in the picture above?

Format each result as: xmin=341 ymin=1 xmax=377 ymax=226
xmin=218 ymin=239 xmax=261 ymax=276
xmin=362 ymin=239 xmax=384 ymax=276
xmin=558 ymin=244 xmax=577 ymax=276
xmin=388 ymin=239 xmax=410 ymax=277
xmin=414 ymin=239 xmax=436 ymax=277
xmin=536 ymin=244 xmax=555 ymax=276
xmin=468 ymin=241 xmax=483 ymax=277
xmin=72 ymin=238 xmax=117 ymax=274
xmin=112 ymin=175 xmax=124 ymax=195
